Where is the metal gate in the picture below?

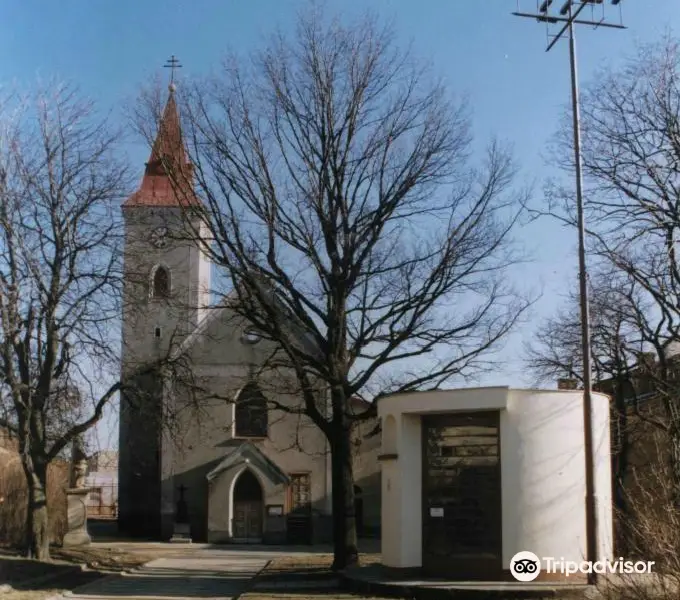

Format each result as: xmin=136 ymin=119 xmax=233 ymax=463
xmin=86 ymin=483 xmax=118 ymax=519
xmin=422 ymin=411 xmax=502 ymax=577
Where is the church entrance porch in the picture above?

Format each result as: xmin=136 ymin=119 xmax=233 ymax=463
xmin=207 ymin=441 xmax=322 ymax=544
xmin=232 ymin=470 xmax=263 ymax=543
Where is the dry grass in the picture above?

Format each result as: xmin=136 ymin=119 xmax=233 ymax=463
xmin=0 ymin=545 xmax=154 ymax=574
xmin=0 ymin=449 xmax=69 ymax=547
xmin=0 ymin=544 xmax=155 ymax=600
xmin=264 ymin=553 xmax=381 ymax=573
xmin=0 ymin=556 xmax=105 ymax=600
xmin=51 ymin=546 xmax=154 ymax=571
xmin=0 ymin=571 xmax=105 ymax=600
xmin=0 ymin=546 xmax=152 ymax=600
xmin=599 ymin=448 xmax=680 ymax=600
xmin=3 ymin=589 xmax=69 ymax=600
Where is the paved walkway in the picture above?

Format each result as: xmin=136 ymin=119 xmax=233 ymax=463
xmin=56 ymin=548 xmax=288 ymax=600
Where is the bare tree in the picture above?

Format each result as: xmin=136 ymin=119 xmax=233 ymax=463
xmin=531 ymin=35 xmax=680 ymax=503
xmin=136 ymin=10 xmax=532 ymax=568
xmin=0 ymin=81 xmax=198 ymax=560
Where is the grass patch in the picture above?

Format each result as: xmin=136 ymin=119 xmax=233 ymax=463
xmin=0 ymin=544 xmax=156 ymax=572
xmin=51 ymin=546 xmax=153 ymax=571
xmin=264 ymin=553 xmax=381 ymax=574
xmin=0 ymin=565 xmax=105 ymax=600
xmin=3 ymin=590 xmax=67 ymax=600
xmin=0 ymin=544 xmax=154 ymax=600
xmin=0 ymin=546 xmax=151 ymax=572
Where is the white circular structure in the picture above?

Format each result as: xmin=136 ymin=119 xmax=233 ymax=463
xmin=378 ymin=386 xmax=613 ymax=582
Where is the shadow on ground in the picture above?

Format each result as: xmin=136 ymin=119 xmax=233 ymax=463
xmin=249 ymin=560 xmax=343 ymax=595
xmin=0 ymin=555 xmax=103 ymax=593
xmin=68 ymin=563 xmax=258 ymax=598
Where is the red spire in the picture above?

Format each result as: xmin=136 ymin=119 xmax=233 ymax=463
xmin=123 ymin=86 xmax=201 ymax=208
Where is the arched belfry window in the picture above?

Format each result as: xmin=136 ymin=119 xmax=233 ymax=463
xmin=151 ymin=266 xmax=170 ymax=299
xmin=234 ymin=381 xmax=268 ymax=438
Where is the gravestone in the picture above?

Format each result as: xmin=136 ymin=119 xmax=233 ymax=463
xmin=62 ymin=440 xmax=92 ymax=546
xmin=169 ymin=484 xmax=192 ymax=543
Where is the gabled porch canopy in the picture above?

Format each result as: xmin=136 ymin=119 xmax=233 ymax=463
xmin=206 ymin=441 xmax=290 ymax=487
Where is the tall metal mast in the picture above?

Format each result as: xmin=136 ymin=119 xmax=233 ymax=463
xmin=513 ymin=0 xmax=626 ymax=586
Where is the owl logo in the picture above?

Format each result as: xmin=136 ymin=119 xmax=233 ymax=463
xmin=510 ymin=551 xmax=541 ymax=582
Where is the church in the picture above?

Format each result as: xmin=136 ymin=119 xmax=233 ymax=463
xmin=117 ymin=81 xmax=381 ymax=544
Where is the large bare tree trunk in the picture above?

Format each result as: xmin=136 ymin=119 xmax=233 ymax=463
xmin=330 ymin=424 xmax=358 ymax=570
xmin=151 ymin=7 xmax=528 ymax=572
xmin=22 ymin=456 xmax=50 ymax=560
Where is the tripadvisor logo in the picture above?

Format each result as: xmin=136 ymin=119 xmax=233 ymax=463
xmin=510 ymin=551 xmax=541 ymax=582
xmin=509 ymin=551 xmax=655 ymax=581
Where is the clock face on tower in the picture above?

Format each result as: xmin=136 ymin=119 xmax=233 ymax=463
xmin=150 ymin=226 xmax=168 ymax=249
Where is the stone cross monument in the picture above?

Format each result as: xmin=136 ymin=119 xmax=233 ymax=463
xmin=170 ymin=484 xmax=192 ymax=543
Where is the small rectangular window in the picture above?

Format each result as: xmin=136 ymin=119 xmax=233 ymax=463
xmin=154 ymin=327 xmax=162 ymax=339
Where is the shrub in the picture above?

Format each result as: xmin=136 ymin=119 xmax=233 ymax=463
xmin=600 ymin=439 xmax=680 ymax=600
xmin=0 ymin=449 xmax=69 ymax=547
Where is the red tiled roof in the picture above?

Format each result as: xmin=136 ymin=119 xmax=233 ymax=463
xmin=123 ymin=88 xmax=202 ymax=208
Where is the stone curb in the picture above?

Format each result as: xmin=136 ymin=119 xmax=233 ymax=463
xmin=341 ymin=573 xmax=596 ymax=600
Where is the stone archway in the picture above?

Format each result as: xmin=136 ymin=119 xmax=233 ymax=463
xmin=232 ymin=469 xmax=263 ymax=542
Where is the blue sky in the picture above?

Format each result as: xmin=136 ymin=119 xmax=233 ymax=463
xmin=1 ymin=1 xmax=678 ymax=449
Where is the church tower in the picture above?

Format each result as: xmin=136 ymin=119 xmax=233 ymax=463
xmin=118 ymin=77 xmax=211 ymax=537
xmin=121 ymin=82 xmax=211 ymax=366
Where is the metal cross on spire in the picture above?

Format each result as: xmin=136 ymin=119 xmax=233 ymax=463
xmin=164 ymin=55 xmax=183 ymax=90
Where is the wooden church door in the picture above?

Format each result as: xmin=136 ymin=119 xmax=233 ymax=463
xmin=232 ymin=470 xmax=263 ymax=542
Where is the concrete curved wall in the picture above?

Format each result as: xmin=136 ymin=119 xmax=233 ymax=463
xmin=378 ymin=387 xmax=613 ymax=571
xmin=502 ymin=389 xmax=612 ymax=566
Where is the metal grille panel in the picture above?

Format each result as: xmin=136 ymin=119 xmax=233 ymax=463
xmin=422 ymin=412 xmax=502 ymax=575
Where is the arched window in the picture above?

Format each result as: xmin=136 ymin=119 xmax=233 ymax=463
xmin=151 ymin=266 xmax=170 ymax=298
xmin=235 ymin=381 xmax=268 ymax=438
